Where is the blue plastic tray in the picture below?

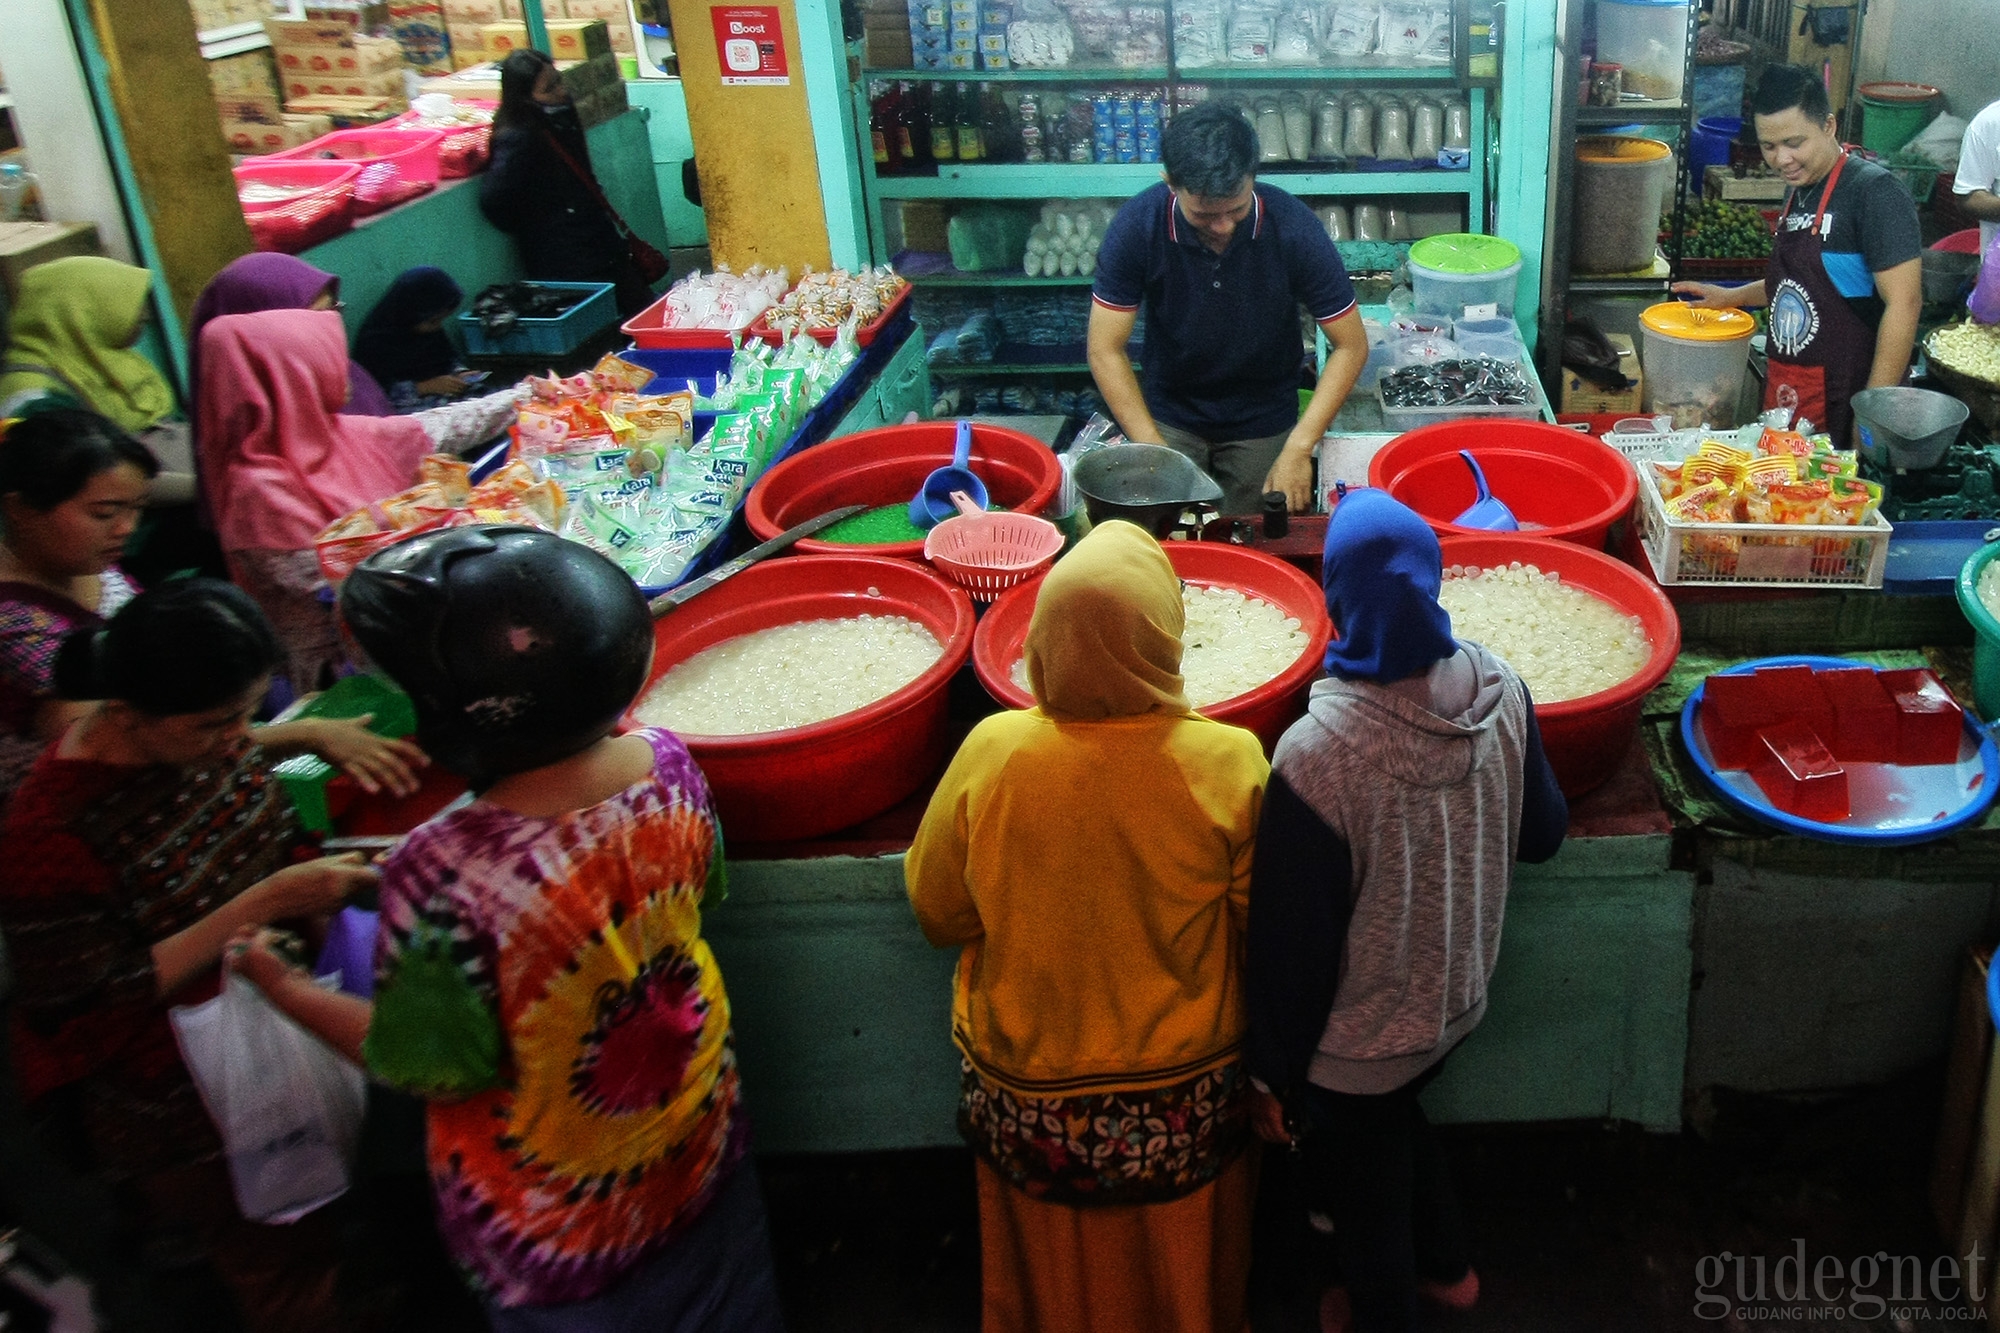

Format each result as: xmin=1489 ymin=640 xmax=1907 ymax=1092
xmin=459 ymin=282 xmax=618 ymax=357
xmin=1679 ymin=653 xmax=2000 ymax=846
xmin=1881 ymin=519 xmax=2000 ymax=597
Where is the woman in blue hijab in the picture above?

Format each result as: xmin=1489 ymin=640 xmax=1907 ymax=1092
xmin=351 ymin=268 xmax=469 ymax=404
xmin=1243 ymin=489 xmax=1567 ymax=1333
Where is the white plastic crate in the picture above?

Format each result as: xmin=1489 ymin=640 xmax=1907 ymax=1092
xmin=1635 ymin=465 xmax=1890 ymax=588
xmin=1601 ymin=421 xmax=1763 ymax=465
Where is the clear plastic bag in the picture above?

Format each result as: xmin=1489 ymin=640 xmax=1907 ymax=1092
xmin=1274 ymin=3 xmax=1319 ymax=62
xmin=1314 ymin=94 xmax=1346 ymax=157
xmin=1229 ymin=11 xmax=1276 ymax=62
xmin=171 ymin=974 xmax=365 ymax=1223
xmin=1173 ymin=0 xmax=1228 ymax=66
xmin=1343 ymin=97 xmax=1375 ymax=158
xmin=1256 ymin=98 xmax=1290 ymax=161
xmin=1323 ymin=0 xmax=1378 ymax=56
xmin=1281 ymin=93 xmax=1312 ymax=160
xmin=1971 ymin=231 xmax=2000 ymax=325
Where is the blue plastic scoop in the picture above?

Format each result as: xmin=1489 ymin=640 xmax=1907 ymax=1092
xmin=910 ymin=419 xmax=990 ymax=529
xmin=1453 ymin=450 xmax=1520 ymax=531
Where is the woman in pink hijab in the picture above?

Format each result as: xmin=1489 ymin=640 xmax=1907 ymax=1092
xmin=190 ymin=253 xmax=393 ymax=417
xmin=197 ymin=308 xmax=521 ymax=693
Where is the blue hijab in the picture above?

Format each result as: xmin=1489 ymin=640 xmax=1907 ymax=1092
xmin=352 ymin=267 xmax=463 ymax=387
xmin=1321 ymin=488 xmax=1459 ymax=683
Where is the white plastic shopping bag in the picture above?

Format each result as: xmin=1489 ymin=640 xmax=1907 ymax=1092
xmin=170 ymin=972 xmax=365 ymax=1223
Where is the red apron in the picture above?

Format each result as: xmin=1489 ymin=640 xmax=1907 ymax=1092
xmin=1762 ymin=150 xmax=1876 ymax=444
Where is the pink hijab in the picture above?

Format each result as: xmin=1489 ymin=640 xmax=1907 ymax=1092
xmin=197 ymin=308 xmax=432 ymax=552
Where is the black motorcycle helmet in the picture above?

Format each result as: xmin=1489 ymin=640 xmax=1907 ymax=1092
xmin=340 ymin=525 xmax=654 ymax=785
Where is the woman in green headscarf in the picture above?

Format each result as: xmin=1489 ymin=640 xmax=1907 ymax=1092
xmin=1 ymin=257 xmax=192 ymax=505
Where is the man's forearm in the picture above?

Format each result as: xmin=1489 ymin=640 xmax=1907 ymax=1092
xmin=1285 ymin=339 xmax=1367 ymax=453
xmin=1089 ymin=345 xmax=1160 ymax=442
xmin=1869 ymin=297 xmax=1920 ymax=389
xmin=1960 ymin=189 xmax=2000 ymax=221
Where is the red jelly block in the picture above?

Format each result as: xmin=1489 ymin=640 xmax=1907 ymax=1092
xmin=1749 ymin=719 xmax=1850 ymax=823
xmin=1702 ymin=671 xmax=1788 ymax=770
xmin=1753 ymin=665 xmax=1837 ymax=740
xmin=1878 ymin=668 xmax=1965 ymax=766
xmin=1811 ymin=666 xmax=1900 ymax=764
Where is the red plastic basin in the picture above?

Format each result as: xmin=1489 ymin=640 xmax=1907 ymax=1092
xmin=1936 ymin=228 xmax=1984 ymax=255
xmin=622 ymin=554 xmax=975 ymax=842
xmin=1439 ymin=535 xmax=1681 ymax=796
xmin=746 ymin=421 xmax=1064 ymax=560
xmin=971 ymin=541 xmax=1333 ymax=753
xmin=1370 ymin=420 xmax=1639 ymax=550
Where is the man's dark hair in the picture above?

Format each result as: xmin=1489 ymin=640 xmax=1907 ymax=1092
xmin=1163 ymin=102 xmax=1258 ymax=198
xmin=1752 ymin=63 xmax=1832 ymax=123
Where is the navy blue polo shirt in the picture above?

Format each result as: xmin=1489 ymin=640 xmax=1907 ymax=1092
xmin=1093 ymin=181 xmax=1355 ymax=440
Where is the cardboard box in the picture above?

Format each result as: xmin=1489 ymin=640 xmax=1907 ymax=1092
xmin=560 ymin=0 xmax=628 ymax=19
xmin=206 ymin=50 xmax=281 ymax=98
xmin=220 ymin=114 xmax=333 ymax=153
xmin=546 ymin=18 xmax=611 ymax=58
xmin=0 ymin=222 xmax=102 ymax=303
xmin=283 ymin=70 xmax=406 ymax=100
xmin=1704 ymin=165 xmax=1789 ymax=203
xmin=215 ymin=91 xmax=286 ymax=123
xmin=304 ymin=2 xmax=391 ymax=29
xmin=441 ymin=0 xmax=505 ymax=19
xmin=479 ymin=20 xmax=530 ymax=54
xmin=266 ymin=17 xmax=357 ymax=48
xmin=349 ymin=34 xmax=407 ymax=73
xmin=388 ymin=1 xmax=454 ymax=72
xmin=573 ymin=78 xmax=628 ymax=128
xmin=1560 ymin=332 xmax=1644 ymax=416
xmin=865 ymin=27 xmax=914 ymax=66
xmin=447 ymin=21 xmax=486 ymax=61
xmin=606 ymin=21 xmax=634 ymax=53
xmin=282 ymin=94 xmax=408 ymax=123
xmin=895 ymin=200 xmax=951 ymax=253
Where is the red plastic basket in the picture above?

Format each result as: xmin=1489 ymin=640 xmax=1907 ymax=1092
xmin=746 ymin=282 xmax=912 ymax=347
xmin=234 ymin=160 xmax=363 ymax=253
xmin=621 ymin=290 xmax=751 ymax=350
xmin=268 ymin=128 xmax=444 ymax=215
xmin=387 ymin=99 xmax=495 ymax=176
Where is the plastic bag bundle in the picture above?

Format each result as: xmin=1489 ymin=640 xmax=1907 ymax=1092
xmin=1971 ymin=231 xmax=2000 ymax=326
xmin=171 ymin=974 xmax=366 ymax=1222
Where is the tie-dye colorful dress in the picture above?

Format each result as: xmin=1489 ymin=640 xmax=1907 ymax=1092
xmin=362 ymin=728 xmax=748 ymax=1310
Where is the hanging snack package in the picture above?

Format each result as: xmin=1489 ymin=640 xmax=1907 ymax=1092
xmin=418 ymin=453 xmax=472 ymax=506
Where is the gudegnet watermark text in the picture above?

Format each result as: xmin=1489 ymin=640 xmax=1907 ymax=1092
xmin=1694 ymin=1242 xmax=1989 ymax=1321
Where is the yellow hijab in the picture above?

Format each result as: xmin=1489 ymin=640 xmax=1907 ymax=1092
xmin=1023 ymin=519 xmax=1191 ymax=721
xmin=0 ymin=257 xmax=175 ymax=432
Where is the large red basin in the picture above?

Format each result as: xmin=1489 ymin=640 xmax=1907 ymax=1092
xmin=1370 ymin=420 xmax=1639 ymax=550
xmin=624 ymin=554 xmax=975 ymax=842
xmin=746 ymin=421 xmax=1064 ymax=560
xmin=1437 ymin=535 xmax=1680 ymax=796
xmin=971 ymin=541 xmax=1333 ymax=753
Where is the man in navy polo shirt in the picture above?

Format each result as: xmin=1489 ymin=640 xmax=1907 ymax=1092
xmin=1088 ymin=101 xmax=1371 ymax=513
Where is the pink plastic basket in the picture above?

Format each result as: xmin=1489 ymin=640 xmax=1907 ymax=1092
xmin=924 ymin=505 xmax=1065 ymax=600
xmin=234 ymin=160 xmax=363 ymax=253
xmin=387 ymin=99 xmax=496 ymax=176
xmin=268 ymin=128 xmax=444 ymax=215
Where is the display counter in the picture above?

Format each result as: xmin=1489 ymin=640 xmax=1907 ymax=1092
xmin=691 ymin=528 xmax=2000 ymax=1149
xmin=301 ymin=108 xmax=670 ymax=346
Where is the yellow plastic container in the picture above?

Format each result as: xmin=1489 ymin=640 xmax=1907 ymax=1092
xmin=1638 ymin=302 xmax=1756 ymax=429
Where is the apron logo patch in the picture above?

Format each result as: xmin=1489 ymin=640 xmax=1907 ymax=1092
xmin=1769 ymin=279 xmax=1820 ymax=359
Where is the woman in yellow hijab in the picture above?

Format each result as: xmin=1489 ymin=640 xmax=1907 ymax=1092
xmin=907 ymin=519 xmax=1271 ymax=1333
xmin=0 ymin=257 xmax=175 ymax=431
